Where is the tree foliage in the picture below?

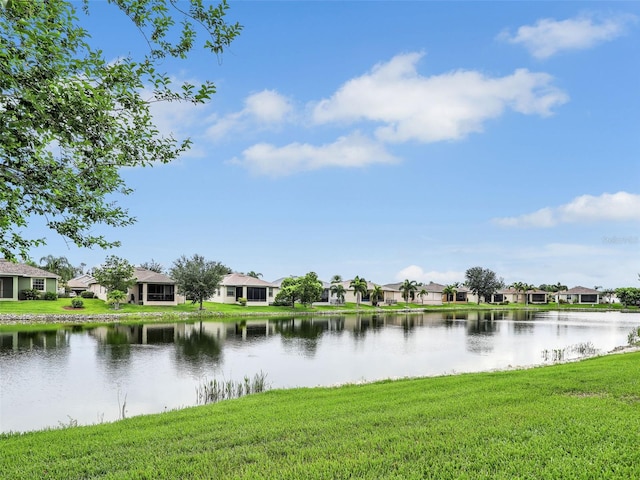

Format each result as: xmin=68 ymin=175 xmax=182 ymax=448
xmin=170 ymin=254 xmax=228 ymax=310
xmin=273 ymin=277 xmax=301 ymax=309
xmin=370 ymin=285 xmax=384 ymax=307
xmin=39 ymin=255 xmax=77 ymax=283
xmin=399 ymin=279 xmax=418 ymax=305
xmin=349 ymin=276 xmax=368 ymax=307
xmin=273 ymin=272 xmax=324 ymax=308
xmin=465 ymin=266 xmax=504 ymax=305
xmin=614 ymin=287 xmax=640 ymax=308
xmin=92 ymin=255 xmax=136 ymax=293
xmin=139 ymin=259 xmax=164 ymax=274
xmin=0 ymin=0 xmax=241 ymax=260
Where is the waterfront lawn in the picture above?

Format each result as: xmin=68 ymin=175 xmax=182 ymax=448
xmin=2 ymin=352 xmax=640 ymax=479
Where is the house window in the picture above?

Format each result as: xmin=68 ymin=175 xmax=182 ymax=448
xmin=493 ymin=294 xmax=504 ymax=302
xmin=268 ymin=287 xmax=273 ymax=298
xmin=146 ymin=284 xmax=175 ymax=302
xmin=581 ymin=294 xmax=597 ymax=303
xmin=531 ymin=293 xmax=546 ymax=303
xmin=33 ymin=278 xmax=45 ymax=291
xmin=246 ymin=287 xmax=266 ymax=302
xmin=227 ymin=287 xmax=235 ymax=297
xmin=455 ymin=292 xmax=466 ymax=302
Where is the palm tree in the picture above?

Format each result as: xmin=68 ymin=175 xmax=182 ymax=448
xmin=399 ymin=279 xmax=418 ymax=306
xmin=39 ymin=255 xmax=75 ymax=284
xmin=246 ymin=271 xmax=263 ymax=279
xmin=510 ymin=281 xmax=526 ymax=304
xmin=349 ymin=276 xmax=368 ymax=308
xmin=331 ymin=274 xmax=343 ymax=284
xmin=418 ymin=288 xmax=428 ymax=305
xmin=330 ymin=283 xmax=346 ymax=304
xmin=522 ymin=283 xmax=535 ymax=306
xmin=443 ymin=284 xmax=457 ymax=304
xmin=370 ymin=285 xmax=384 ymax=307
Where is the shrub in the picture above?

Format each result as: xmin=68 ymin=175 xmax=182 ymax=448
xmin=71 ymin=298 xmax=84 ymax=309
xmin=43 ymin=291 xmax=58 ymax=301
xmin=237 ymin=297 xmax=247 ymax=306
xmin=20 ymin=288 xmax=40 ymax=300
xmin=80 ymin=291 xmax=95 ymax=298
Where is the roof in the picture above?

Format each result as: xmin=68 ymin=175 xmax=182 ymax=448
xmin=67 ymin=274 xmax=95 ymax=289
xmin=563 ymin=286 xmax=601 ymax=295
xmin=133 ymin=268 xmax=175 ymax=284
xmin=0 ymin=259 xmax=60 ymax=279
xmin=222 ymin=273 xmax=276 ymax=287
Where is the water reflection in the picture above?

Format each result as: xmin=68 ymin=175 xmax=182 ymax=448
xmin=2 ymin=310 xmax=640 ymax=433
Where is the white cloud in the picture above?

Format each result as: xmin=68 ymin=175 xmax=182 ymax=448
xmin=499 ymin=13 xmax=637 ymax=59
xmin=206 ymin=90 xmax=293 ymax=139
xmin=311 ymin=52 xmax=568 ymax=143
xmin=493 ymin=192 xmax=640 ymax=228
xmin=229 ymin=132 xmax=398 ymax=177
xmin=395 ymin=265 xmax=464 ymax=285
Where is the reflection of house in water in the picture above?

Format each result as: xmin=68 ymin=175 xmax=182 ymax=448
xmin=88 ymin=323 xmax=187 ymax=345
xmin=0 ymin=329 xmax=69 ymax=351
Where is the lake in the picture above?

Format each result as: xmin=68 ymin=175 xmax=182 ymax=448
xmin=1 ymin=310 xmax=639 ymax=433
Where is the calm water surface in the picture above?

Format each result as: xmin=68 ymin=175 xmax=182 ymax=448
xmin=1 ymin=310 xmax=639 ymax=433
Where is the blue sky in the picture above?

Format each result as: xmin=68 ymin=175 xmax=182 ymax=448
xmin=27 ymin=1 xmax=640 ymax=288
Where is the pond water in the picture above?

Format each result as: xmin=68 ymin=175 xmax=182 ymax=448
xmin=1 ymin=310 xmax=639 ymax=433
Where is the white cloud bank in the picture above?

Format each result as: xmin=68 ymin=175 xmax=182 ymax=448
xmin=395 ymin=265 xmax=464 ymax=285
xmin=229 ymin=132 xmax=399 ymax=177
xmin=311 ymin=52 xmax=568 ymax=143
xmin=493 ymin=191 xmax=640 ymax=228
xmin=206 ymin=90 xmax=294 ymax=139
xmin=499 ymin=13 xmax=637 ymax=59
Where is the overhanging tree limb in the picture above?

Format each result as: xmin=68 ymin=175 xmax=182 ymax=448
xmin=0 ymin=0 xmax=241 ymax=260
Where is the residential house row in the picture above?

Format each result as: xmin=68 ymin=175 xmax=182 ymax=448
xmin=0 ymin=258 xmax=610 ymax=306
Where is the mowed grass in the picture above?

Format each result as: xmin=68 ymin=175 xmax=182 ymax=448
xmin=0 ymin=297 xmax=633 ymax=318
xmin=2 ymin=352 xmax=639 ymax=479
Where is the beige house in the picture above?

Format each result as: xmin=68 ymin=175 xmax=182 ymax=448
xmin=489 ymin=288 xmax=548 ymax=304
xmin=0 ymin=259 xmax=59 ymax=301
xmin=555 ymin=286 xmax=600 ymax=304
xmin=67 ymin=274 xmax=94 ymax=296
xmin=210 ymin=273 xmax=278 ymax=307
xmin=89 ymin=268 xmax=181 ymax=306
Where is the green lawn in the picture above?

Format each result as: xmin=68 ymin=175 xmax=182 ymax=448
xmin=2 ymin=351 xmax=639 ymax=479
xmin=0 ymin=297 xmax=632 ymax=318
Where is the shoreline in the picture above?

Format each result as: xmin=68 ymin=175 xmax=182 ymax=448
xmin=0 ymin=305 xmax=635 ymax=326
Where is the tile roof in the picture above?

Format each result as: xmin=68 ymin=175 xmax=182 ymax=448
xmin=133 ymin=268 xmax=175 ymax=284
xmin=563 ymin=286 xmax=601 ymax=295
xmin=222 ymin=273 xmax=276 ymax=287
xmin=0 ymin=259 xmax=60 ymax=279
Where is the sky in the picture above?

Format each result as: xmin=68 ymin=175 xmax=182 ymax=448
xmin=24 ymin=1 xmax=640 ymax=289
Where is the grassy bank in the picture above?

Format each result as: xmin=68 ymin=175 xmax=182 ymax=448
xmin=0 ymin=297 xmax=633 ymax=318
xmin=2 ymin=351 xmax=639 ymax=478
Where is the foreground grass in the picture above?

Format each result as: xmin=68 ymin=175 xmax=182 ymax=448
xmin=2 ymin=352 xmax=639 ymax=479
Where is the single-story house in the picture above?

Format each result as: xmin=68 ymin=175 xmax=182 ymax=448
xmin=340 ymin=280 xmax=400 ymax=305
xmin=89 ymin=267 xmax=181 ymax=306
xmin=67 ymin=273 xmax=94 ymax=296
xmin=210 ymin=273 xmax=278 ymax=307
xmin=555 ymin=286 xmax=601 ymax=305
xmin=489 ymin=288 xmax=548 ymax=304
xmin=0 ymin=259 xmax=60 ymax=301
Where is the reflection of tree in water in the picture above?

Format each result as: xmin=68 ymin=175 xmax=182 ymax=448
xmin=93 ymin=325 xmax=132 ymax=366
xmin=349 ymin=315 xmax=386 ymax=341
xmin=466 ymin=318 xmax=498 ymax=354
xmin=275 ymin=318 xmax=325 ymax=357
xmin=174 ymin=323 xmax=222 ymax=369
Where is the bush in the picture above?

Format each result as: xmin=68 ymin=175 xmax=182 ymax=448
xmin=71 ymin=298 xmax=84 ymax=309
xmin=80 ymin=291 xmax=95 ymax=298
xmin=20 ymin=288 xmax=40 ymax=300
xmin=237 ymin=297 xmax=247 ymax=306
xmin=43 ymin=291 xmax=58 ymax=301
